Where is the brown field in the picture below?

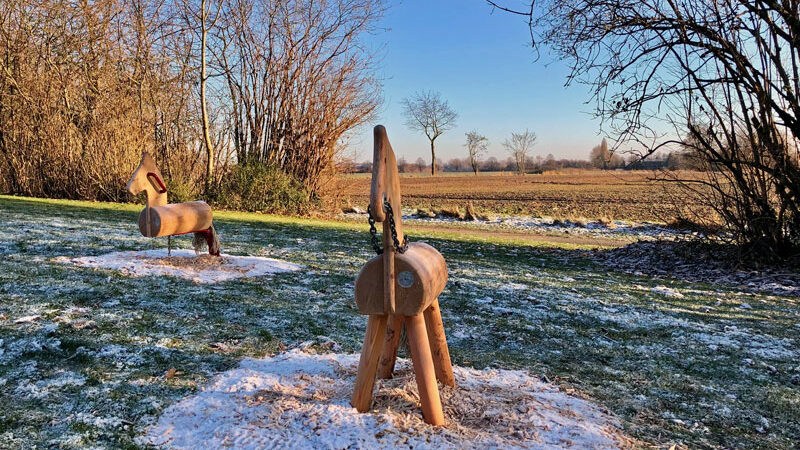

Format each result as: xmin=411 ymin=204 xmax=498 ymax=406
xmin=338 ymin=169 xmax=704 ymax=222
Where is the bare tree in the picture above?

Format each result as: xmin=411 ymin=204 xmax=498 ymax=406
xmin=465 ymin=131 xmax=489 ymax=175
xmin=212 ymin=0 xmax=383 ymax=194
xmin=401 ymin=90 xmax=458 ymax=175
xmin=180 ymin=0 xmax=223 ymax=194
xmin=589 ymin=138 xmax=610 ymax=169
xmin=490 ymin=0 xmax=800 ymax=258
xmin=503 ymin=130 xmax=537 ymax=175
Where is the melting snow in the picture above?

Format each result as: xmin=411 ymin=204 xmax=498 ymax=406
xmin=650 ymin=286 xmax=685 ymax=298
xmin=13 ymin=315 xmax=42 ymax=324
xmin=139 ymin=349 xmax=632 ymax=449
xmin=340 ymin=211 xmax=683 ymax=240
xmin=56 ymin=249 xmax=302 ymax=284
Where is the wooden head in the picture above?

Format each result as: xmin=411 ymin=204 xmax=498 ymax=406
xmin=371 ymin=125 xmax=404 ymax=241
xmin=127 ymin=153 xmax=168 ymax=207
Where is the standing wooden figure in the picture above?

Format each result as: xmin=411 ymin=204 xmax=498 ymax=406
xmin=127 ymin=153 xmax=221 ymax=256
xmin=351 ymin=125 xmax=454 ymax=426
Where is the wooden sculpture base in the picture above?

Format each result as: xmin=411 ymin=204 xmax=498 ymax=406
xmin=351 ymin=299 xmax=454 ymax=426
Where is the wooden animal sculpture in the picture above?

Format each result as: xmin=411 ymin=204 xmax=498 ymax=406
xmin=351 ymin=125 xmax=454 ymax=426
xmin=127 ymin=153 xmax=221 ymax=256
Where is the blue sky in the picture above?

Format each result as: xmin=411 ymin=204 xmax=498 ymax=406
xmin=349 ymin=0 xmax=605 ymax=163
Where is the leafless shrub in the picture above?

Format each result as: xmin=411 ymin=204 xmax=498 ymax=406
xmin=502 ymin=130 xmax=537 ymax=175
xmin=212 ymin=0 xmax=384 ymax=195
xmin=465 ymin=131 xmax=489 ymax=175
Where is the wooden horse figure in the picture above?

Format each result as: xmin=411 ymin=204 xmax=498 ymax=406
xmin=127 ymin=153 xmax=221 ymax=256
xmin=351 ymin=125 xmax=454 ymax=426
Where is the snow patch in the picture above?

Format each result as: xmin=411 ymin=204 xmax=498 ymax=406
xmin=650 ymin=286 xmax=685 ymax=298
xmin=139 ymin=349 xmax=631 ymax=449
xmin=13 ymin=315 xmax=41 ymax=324
xmin=58 ymin=249 xmax=302 ymax=284
xmin=16 ymin=371 xmax=87 ymax=399
xmin=340 ymin=211 xmax=683 ymax=240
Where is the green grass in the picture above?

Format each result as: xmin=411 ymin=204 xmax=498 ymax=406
xmin=0 ymin=195 xmax=798 ymax=448
xmin=0 ymin=195 xmax=606 ymax=250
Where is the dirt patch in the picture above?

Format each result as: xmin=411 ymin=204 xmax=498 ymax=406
xmin=147 ymin=254 xmax=243 ymax=272
xmin=401 ymin=222 xmax=632 ymax=248
xmin=339 ymin=170 xmax=710 ymax=222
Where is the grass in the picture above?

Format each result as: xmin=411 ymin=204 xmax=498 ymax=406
xmin=0 ymin=195 xmax=798 ymax=448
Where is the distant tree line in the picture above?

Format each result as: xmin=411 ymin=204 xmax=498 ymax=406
xmin=343 ymin=138 xmax=698 ymax=174
xmin=345 ymin=154 xmax=593 ymax=174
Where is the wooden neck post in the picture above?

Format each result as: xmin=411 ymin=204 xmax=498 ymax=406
xmin=371 ymin=125 xmax=404 ymax=314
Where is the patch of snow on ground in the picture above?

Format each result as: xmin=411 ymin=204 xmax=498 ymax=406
xmin=57 ymin=249 xmax=302 ymax=283
xmin=650 ymin=286 xmax=685 ymax=298
xmin=16 ymin=371 xmax=87 ymax=399
xmin=139 ymin=349 xmax=631 ymax=449
xmin=340 ymin=211 xmax=684 ymax=239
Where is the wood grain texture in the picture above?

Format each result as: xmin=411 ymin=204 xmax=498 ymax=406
xmin=355 ymin=242 xmax=448 ymax=316
xmin=406 ymin=313 xmax=444 ymax=426
xmin=137 ymin=201 xmax=213 ymax=237
xmin=369 ymin=126 xmax=387 ymax=223
xmin=351 ymin=315 xmax=388 ymax=412
xmin=372 ymin=125 xmax=406 ymax=314
xmin=424 ymin=299 xmax=455 ymax=387
xmin=383 ymin=220 xmax=396 ymax=314
xmin=354 ymin=125 xmax=449 ymax=425
xmin=377 ymin=314 xmax=404 ymax=379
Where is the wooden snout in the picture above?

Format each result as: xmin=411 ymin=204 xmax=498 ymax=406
xmin=138 ymin=201 xmax=213 ymax=237
xmin=355 ymin=242 xmax=447 ymax=316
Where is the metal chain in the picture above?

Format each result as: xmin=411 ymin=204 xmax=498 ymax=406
xmin=366 ymin=201 xmax=409 ymax=255
xmin=383 ymin=200 xmax=409 ymax=254
xmin=367 ymin=204 xmax=383 ymax=255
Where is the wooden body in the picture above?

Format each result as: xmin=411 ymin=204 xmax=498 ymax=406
xmin=355 ymin=242 xmax=447 ymax=316
xmin=138 ymin=201 xmax=213 ymax=237
xmin=351 ymin=125 xmax=454 ymax=426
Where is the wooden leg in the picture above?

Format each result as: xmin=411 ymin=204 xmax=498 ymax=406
xmin=406 ymin=313 xmax=445 ymax=426
xmin=377 ymin=314 xmax=404 ymax=379
xmin=423 ymin=299 xmax=455 ymax=387
xmin=351 ymin=314 xmax=388 ymax=412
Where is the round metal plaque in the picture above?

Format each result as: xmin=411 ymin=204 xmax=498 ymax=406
xmin=398 ymin=271 xmax=415 ymax=288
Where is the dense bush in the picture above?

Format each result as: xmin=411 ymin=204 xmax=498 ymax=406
xmin=212 ymin=164 xmax=314 ymax=215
